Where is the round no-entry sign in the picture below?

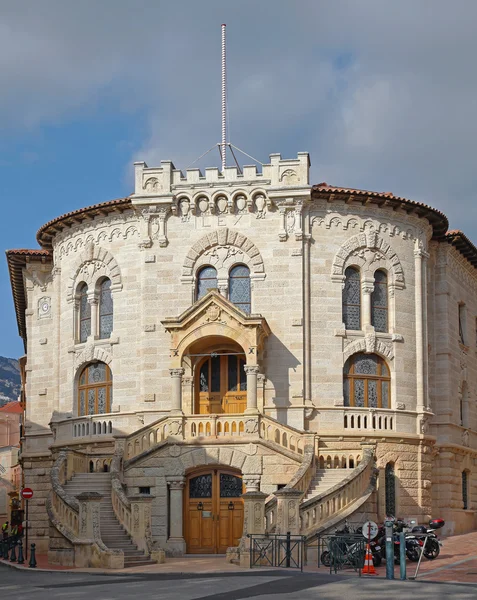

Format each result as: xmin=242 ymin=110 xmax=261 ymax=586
xmin=21 ymin=488 xmax=34 ymax=499
xmin=362 ymin=520 xmax=378 ymax=540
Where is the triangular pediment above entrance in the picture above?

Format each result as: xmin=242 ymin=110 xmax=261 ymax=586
xmin=161 ymin=291 xmax=270 ymax=364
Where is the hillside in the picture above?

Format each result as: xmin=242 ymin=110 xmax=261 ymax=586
xmin=0 ymin=357 xmax=21 ymax=406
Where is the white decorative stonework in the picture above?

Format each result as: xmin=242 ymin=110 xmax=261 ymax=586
xmin=74 ymin=342 xmax=113 ymax=370
xmin=67 ymin=243 xmax=122 ymax=303
xmin=38 ymin=296 xmax=52 ymax=319
xmin=343 ymin=335 xmax=394 ymax=362
xmin=182 ymin=228 xmax=265 ymax=280
xmin=331 ymin=232 xmax=405 ymax=289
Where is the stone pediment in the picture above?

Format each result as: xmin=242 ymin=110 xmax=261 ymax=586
xmin=161 ymin=291 xmax=270 ymax=366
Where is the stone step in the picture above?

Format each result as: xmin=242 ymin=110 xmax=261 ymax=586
xmin=124 ymin=560 xmax=156 ymax=568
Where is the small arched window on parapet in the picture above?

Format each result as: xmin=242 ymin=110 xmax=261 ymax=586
xmin=342 ymin=267 xmax=361 ymax=330
xmin=229 ymin=264 xmax=251 ymax=314
xmin=78 ymin=283 xmax=91 ymax=343
xmin=99 ymin=278 xmax=113 ymax=339
xmin=371 ymin=270 xmax=388 ymax=333
xmin=343 ymin=353 xmax=390 ymax=408
xmin=196 ymin=266 xmax=218 ymax=301
xmin=78 ymin=362 xmax=112 ymax=416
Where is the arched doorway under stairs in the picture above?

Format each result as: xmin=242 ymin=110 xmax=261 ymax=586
xmin=184 ymin=468 xmax=244 ymax=554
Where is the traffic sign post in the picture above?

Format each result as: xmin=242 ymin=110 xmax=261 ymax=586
xmin=21 ymin=488 xmax=33 ymax=560
xmin=362 ymin=520 xmax=378 ymax=541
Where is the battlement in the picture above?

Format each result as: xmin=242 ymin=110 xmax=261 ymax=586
xmin=133 ymin=152 xmax=310 ymax=199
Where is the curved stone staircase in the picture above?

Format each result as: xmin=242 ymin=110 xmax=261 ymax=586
xmin=63 ymin=472 xmax=155 ymax=568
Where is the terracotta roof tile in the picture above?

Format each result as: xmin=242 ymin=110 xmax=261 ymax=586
xmin=0 ymin=402 xmax=23 ymax=414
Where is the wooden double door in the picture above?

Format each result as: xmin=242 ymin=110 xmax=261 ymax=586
xmin=184 ymin=469 xmax=244 ymax=554
xmin=196 ymin=354 xmax=247 ymax=414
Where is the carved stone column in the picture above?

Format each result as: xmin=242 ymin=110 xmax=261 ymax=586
xmin=361 ymin=277 xmax=374 ymax=330
xmin=274 ymin=489 xmax=302 ymax=535
xmin=414 ymin=243 xmax=429 ymax=413
xmin=166 ymin=477 xmax=186 ymax=555
xmin=244 ymin=365 xmax=259 ymax=414
xmin=78 ymin=491 xmax=103 ymax=540
xmin=278 ymin=206 xmax=287 ymax=242
xmin=169 ymin=368 xmax=185 ymax=414
xmin=239 ymin=490 xmax=267 ymax=567
xmin=129 ymin=495 xmax=155 ymax=554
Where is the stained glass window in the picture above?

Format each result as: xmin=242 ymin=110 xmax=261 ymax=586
xmin=229 ymin=265 xmax=251 ymax=314
xmin=343 ymin=353 xmax=390 ymax=408
xmin=78 ymin=283 xmax=91 ymax=343
xmin=371 ymin=270 xmax=388 ymax=333
xmin=189 ymin=474 xmax=212 ymax=498
xmin=220 ymin=474 xmax=243 ymax=497
xmin=77 ymin=362 xmax=112 ymax=416
xmin=343 ymin=267 xmax=361 ymax=330
xmin=385 ymin=462 xmax=396 ymax=517
xmin=197 ymin=266 xmax=217 ymax=300
xmin=99 ymin=279 xmax=113 ymax=339
xmin=199 ymin=361 xmax=209 ymax=392
xmin=227 ymin=356 xmax=247 ymax=392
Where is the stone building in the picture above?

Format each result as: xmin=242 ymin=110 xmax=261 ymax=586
xmin=0 ymin=401 xmax=23 ymax=526
xmin=6 ymin=151 xmax=477 ymax=567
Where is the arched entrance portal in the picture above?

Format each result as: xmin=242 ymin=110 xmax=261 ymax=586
xmin=184 ymin=468 xmax=244 ymax=554
xmin=194 ymin=340 xmax=247 ymax=414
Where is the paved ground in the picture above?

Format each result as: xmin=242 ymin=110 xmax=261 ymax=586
xmin=1 ymin=530 xmax=476 ymax=589
xmin=1 ymin=562 xmax=477 ymax=600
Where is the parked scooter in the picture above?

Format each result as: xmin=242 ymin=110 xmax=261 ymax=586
xmin=406 ymin=518 xmax=444 ymax=560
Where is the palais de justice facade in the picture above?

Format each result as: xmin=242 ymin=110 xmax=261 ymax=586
xmin=6 ymin=152 xmax=477 ymax=567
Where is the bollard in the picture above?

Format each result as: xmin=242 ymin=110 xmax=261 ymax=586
xmin=17 ymin=540 xmax=24 ymax=565
xmin=10 ymin=540 xmax=17 ymax=562
xmin=399 ymin=532 xmax=406 ymax=580
xmin=384 ymin=520 xmax=394 ymax=580
xmin=29 ymin=543 xmax=37 ymax=568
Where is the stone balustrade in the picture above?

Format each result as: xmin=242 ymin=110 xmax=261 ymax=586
xmin=299 ymin=446 xmax=377 ymax=538
xmin=123 ymin=414 xmax=310 ymax=461
xmin=47 ymin=451 xmax=123 ymax=568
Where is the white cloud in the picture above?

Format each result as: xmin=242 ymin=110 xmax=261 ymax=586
xmin=1 ymin=0 xmax=476 ymax=235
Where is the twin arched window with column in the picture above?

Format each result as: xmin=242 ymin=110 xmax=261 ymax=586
xmin=196 ymin=264 xmax=251 ymax=314
xmin=342 ymin=267 xmax=388 ymax=332
xmin=344 ymin=353 xmax=390 ymax=408
xmin=76 ymin=278 xmax=113 ymax=343
xmin=78 ymin=362 xmax=112 ymax=416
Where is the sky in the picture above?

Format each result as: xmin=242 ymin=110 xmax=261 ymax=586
xmin=1 ymin=0 xmax=477 ymax=358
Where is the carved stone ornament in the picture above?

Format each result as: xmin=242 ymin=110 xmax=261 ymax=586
xmin=143 ymin=177 xmax=160 ymax=193
xmin=396 ymin=402 xmax=406 ymax=410
xmin=462 ymin=429 xmax=470 ymax=447
xmin=38 ymin=296 xmax=52 ymax=319
xmin=244 ymin=418 xmax=259 ymax=434
xmin=169 ymin=444 xmax=181 ymax=458
xmin=168 ymin=420 xmax=183 ymax=436
xmin=205 ymin=304 xmax=221 ymax=322
xmin=179 ymin=198 xmax=191 ymax=222
xmin=254 ymin=194 xmax=267 ymax=219
xmin=420 ymin=417 xmax=429 ymax=434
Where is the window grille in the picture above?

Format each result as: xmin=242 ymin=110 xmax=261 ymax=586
xmin=343 ymin=353 xmax=390 ymax=408
xmin=462 ymin=471 xmax=468 ymax=510
xmin=229 ymin=265 xmax=251 ymax=313
xmin=78 ymin=283 xmax=91 ymax=343
xmin=99 ymin=279 xmax=113 ymax=339
xmin=342 ymin=267 xmax=361 ymax=330
xmin=371 ymin=270 xmax=388 ymax=333
xmin=78 ymin=362 xmax=112 ymax=416
xmin=197 ymin=266 xmax=218 ymax=300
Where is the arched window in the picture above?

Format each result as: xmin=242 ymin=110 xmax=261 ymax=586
xmin=385 ymin=462 xmax=396 ymax=517
xmin=462 ymin=470 xmax=469 ymax=510
xmin=78 ymin=362 xmax=112 ymax=416
xmin=196 ymin=266 xmax=217 ymax=300
xmin=342 ymin=267 xmax=361 ymax=330
xmin=78 ymin=283 xmax=91 ymax=343
xmin=99 ymin=278 xmax=113 ymax=339
xmin=344 ymin=353 xmax=390 ymax=408
xmin=371 ymin=270 xmax=388 ymax=333
xmin=229 ymin=265 xmax=251 ymax=314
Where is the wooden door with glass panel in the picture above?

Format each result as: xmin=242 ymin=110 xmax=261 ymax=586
xmin=184 ymin=469 xmax=244 ymax=554
xmin=196 ymin=354 xmax=247 ymax=414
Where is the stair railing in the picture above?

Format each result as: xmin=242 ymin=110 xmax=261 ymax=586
xmin=47 ymin=450 xmax=123 ymax=568
xmin=299 ymin=445 xmax=377 ymax=539
xmin=111 ymin=445 xmax=155 ymax=556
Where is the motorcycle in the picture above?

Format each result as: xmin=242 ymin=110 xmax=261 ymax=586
xmin=375 ymin=518 xmax=421 ymax=563
xmin=321 ymin=522 xmax=382 ymax=567
xmin=406 ymin=518 xmax=444 ymax=560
